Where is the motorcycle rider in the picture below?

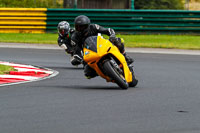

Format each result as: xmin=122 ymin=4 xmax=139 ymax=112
xmin=57 ymin=21 xmax=82 ymax=66
xmin=71 ymin=15 xmax=134 ymax=78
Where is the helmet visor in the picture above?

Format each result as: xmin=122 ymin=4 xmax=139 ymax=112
xmin=75 ymin=24 xmax=88 ymax=32
xmin=59 ymin=29 xmax=69 ymax=36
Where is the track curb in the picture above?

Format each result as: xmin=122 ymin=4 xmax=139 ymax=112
xmin=0 ymin=61 xmax=59 ymax=86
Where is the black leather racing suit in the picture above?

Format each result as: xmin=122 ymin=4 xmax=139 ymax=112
xmin=71 ymin=24 xmax=125 ymax=78
xmin=57 ymin=29 xmax=75 ymax=55
xmin=71 ymin=24 xmax=125 ymax=54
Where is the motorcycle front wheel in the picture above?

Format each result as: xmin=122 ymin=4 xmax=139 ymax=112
xmin=103 ymin=60 xmax=129 ymax=89
xmin=128 ymin=66 xmax=138 ymax=87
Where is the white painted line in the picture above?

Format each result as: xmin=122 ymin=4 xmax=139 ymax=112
xmin=1 ymin=43 xmax=200 ymax=55
xmin=0 ymin=75 xmax=39 ymax=80
xmin=14 ymin=68 xmax=53 ymax=74
xmin=0 ymin=43 xmax=61 ymax=50
xmin=125 ymin=48 xmax=200 ymax=55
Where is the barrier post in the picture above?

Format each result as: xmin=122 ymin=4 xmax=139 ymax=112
xmin=74 ymin=0 xmax=77 ymax=8
xmin=131 ymin=0 xmax=135 ymax=10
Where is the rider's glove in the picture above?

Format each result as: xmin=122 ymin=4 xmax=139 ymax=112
xmin=109 ymin=35 xmax=117 ymax=43
xmin=58 ymin=39 xmax=64 ymax=46
xmin=60 ymin=43 xmax=73 ymax=54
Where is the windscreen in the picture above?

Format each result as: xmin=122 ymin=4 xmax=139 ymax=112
xmin=84 ymin=36 xmax=97 ymax=52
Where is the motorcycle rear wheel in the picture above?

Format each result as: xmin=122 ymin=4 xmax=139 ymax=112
xmin=103 ymin=60 xmax=129 ymax=89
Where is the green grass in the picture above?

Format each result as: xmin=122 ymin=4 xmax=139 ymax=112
xmin=0 ymin=33 xmax=57 ymax=44
xmin=118 ymin=34 xmax=200 ymax=50
xmin=0 ymin=64 xmax=16 ymax=74
xmin=0 ymin=33 xmax=200 ymax=50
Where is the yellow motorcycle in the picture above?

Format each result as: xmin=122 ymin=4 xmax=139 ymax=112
xmin=83 ymin=34 xmax=138 ymax=89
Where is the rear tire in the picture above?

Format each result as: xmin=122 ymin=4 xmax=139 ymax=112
xmin=103 ymin=60 xmax=129 ymax=89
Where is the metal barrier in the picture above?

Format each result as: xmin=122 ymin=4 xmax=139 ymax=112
xmin=46 ymin=9 xmax=200 ymax=34
xmin=0 ymin=8 xmax=200 ymax=34
xmin=0 ymin=8 xmax=47 ymax=33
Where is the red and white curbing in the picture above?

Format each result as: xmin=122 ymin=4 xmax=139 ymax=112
xmin=0 ymin=61 xmax=58 ymax=86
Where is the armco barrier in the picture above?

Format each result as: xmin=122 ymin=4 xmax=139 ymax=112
xmin=1 ymin=8 xmax=200 ymax=34
xmin=46 ymin=9 xmax=200 ymax=34
xmin=0 ymin=8 xmax=47 ymax=33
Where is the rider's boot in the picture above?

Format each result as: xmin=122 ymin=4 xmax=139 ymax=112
xmin=71 ymin=54 xmax=83 ymax=66
xmin=123 ymin=53 xmax=134 ymax=65
xmin=84 ymin=64 xmax=98 ymax=79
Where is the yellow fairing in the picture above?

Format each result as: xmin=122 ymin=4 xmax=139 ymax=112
xmin=83 ymin=35 xmax=132 ymax=83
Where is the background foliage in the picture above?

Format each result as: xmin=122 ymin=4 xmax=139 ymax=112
xmin=134 ymin=0 xmax=184 ymax=10
xmin=0 ymin=0 xmax=196 ymax=10
xmin=0 ymin=0 xmax=62 ymax=8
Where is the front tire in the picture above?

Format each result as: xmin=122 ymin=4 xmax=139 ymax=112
xmin=129 ymin=66 xmax=138 ymax=87
xmin=103 ymin=60 xmax=129 ymax=89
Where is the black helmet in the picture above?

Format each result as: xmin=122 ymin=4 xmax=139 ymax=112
xmin=57 ymin=21 xmax=70 ymax=37
xmin=74 ymin=15 xmax=90 ymax=33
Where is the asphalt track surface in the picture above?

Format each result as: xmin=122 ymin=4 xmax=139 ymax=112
xmin=0 ymin=46 xmax=200 ymax=133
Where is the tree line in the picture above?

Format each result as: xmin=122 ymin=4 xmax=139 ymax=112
xmin=0 ymin=0 xmax=185 ymax=10
xmin=135 ymin=0 xmax=184 ymax=10
xmin=0 ymin=0 xmax=62 ymax=8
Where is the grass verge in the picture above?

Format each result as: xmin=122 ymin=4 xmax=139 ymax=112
xmin=118 ymin=34 xmax=200 ymax=50
xmin=0 ymin=33 xmax=200 ymax=50
xmin=0 ymin=64 xmax=16 ymax=74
